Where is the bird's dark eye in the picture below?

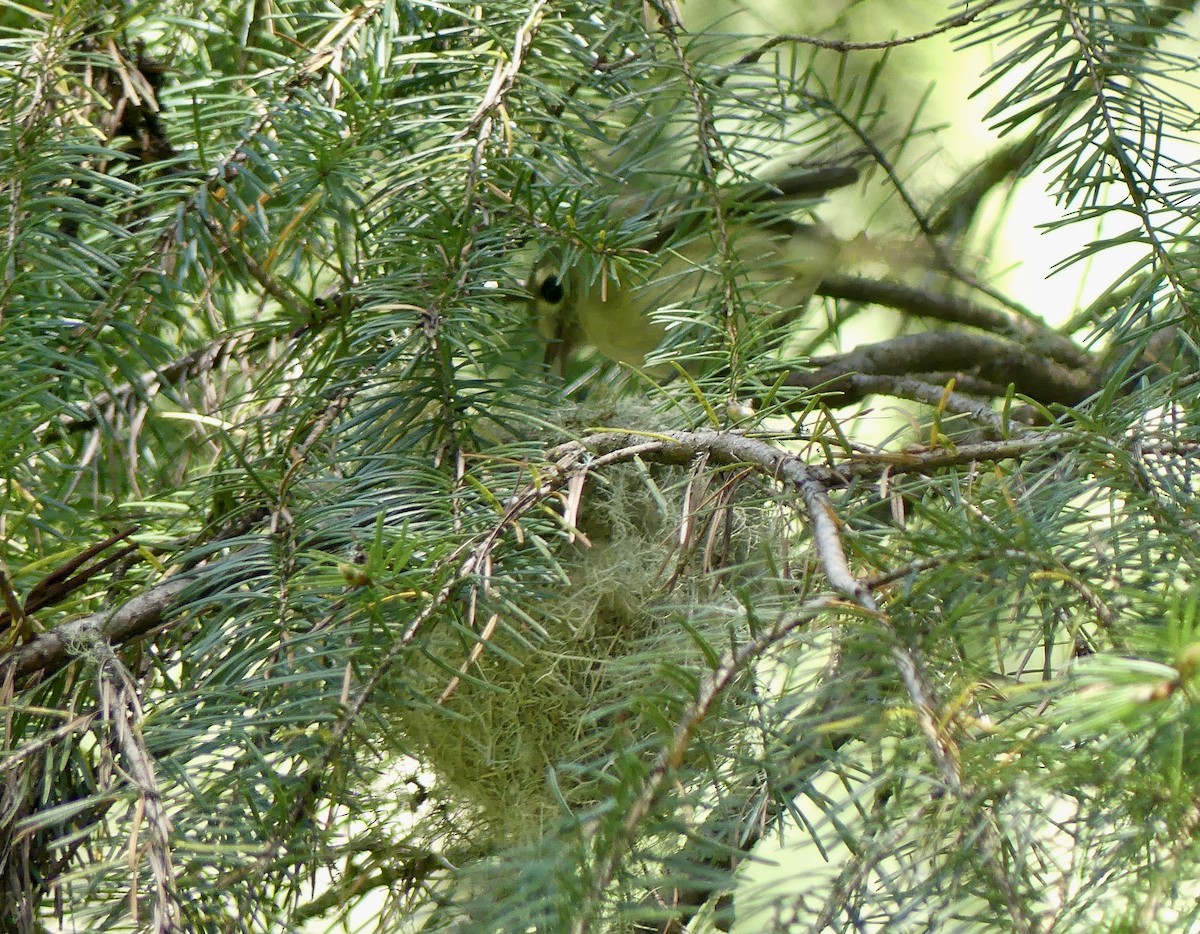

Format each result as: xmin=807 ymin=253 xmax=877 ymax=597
xmin=538 ymin=275 xmax=564 ymax=304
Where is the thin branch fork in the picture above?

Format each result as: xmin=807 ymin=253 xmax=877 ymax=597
xmin=815 ymin=274 xmax=1090 ymax=368
xmin=0 ymin=527 xmax=140 ymax=633
xmin=785 ymin=330 xmax=1099 ymax=408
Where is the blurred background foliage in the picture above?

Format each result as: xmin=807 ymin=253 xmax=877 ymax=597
xmin=2 ymin=0 xmax=1200 ymax=932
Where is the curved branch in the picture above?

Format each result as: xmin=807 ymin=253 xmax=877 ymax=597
xmin=815 ymin=274 xmax=1090 ymax=368
xmin=1 ymin=577 xmax=191 ymax=684
xmin=785 ymin=331 xmax=1099 ymax=407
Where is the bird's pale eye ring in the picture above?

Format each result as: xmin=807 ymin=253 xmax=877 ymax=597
xmin=538 ymin=274 xmax=565 ymax=304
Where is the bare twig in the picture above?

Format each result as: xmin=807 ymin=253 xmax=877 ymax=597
xmin=456 ymin=0 xmax=547 ymax=141
xmin=844 ymin=373 xmax=1009 ymax=433
xmin=732 ymin=0 xmax=1006 ymax=64
xmin=90 ymin=635 xmax=182 ymax=933
xmin=0 ymin=713 xmax=97 ymax=774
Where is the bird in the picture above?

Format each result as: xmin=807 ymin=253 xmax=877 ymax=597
xmin=528 ymin=165 xmax=861 ymax=372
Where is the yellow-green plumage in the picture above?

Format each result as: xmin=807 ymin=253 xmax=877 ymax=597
xmin=528 ymin=219 xmax=845 ymax=369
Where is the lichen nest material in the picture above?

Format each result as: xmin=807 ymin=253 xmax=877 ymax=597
xmin=389 ymin=411 xmax=790 ymax=842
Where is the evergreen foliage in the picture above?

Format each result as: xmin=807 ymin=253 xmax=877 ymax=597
xmin=2 ymin=1 xmax=1199 ymax=931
